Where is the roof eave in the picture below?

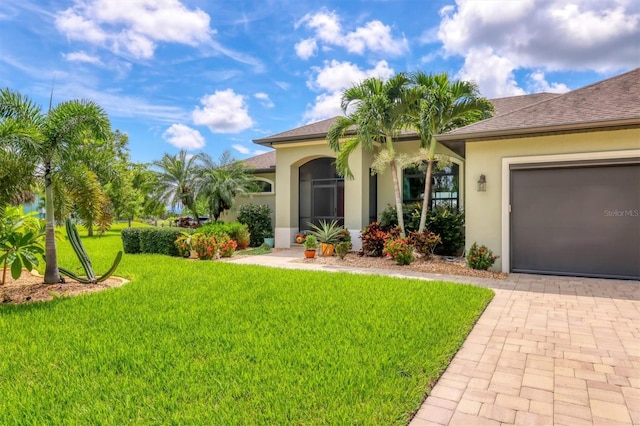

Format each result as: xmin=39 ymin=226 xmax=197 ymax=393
xmin=436 ymin=118 xmax=640 ymax=143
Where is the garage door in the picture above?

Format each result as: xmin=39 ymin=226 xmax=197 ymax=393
xmin=510 ymin=160 xmax=640 ymax=280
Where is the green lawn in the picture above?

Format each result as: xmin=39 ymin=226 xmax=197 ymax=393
xmin=0 ymin=223 xmax=493 ymax=424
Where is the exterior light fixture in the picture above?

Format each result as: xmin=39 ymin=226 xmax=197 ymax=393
xmin=477 ymin=174 xmax=487 ymax=192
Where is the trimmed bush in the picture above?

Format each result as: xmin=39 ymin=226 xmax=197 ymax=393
xmin=199 ymin=222 xmax=250 ymax=249
xmin=383 ymin=238 xmax=414 ymax=265
xmin=379 ymin=204 xmax=464 ymax=256
xmin=121 ymin=228 xmax=144 ymax=254
xmin=237 ymin=204 xmax=273 ymax=247
xmin=467 ymin=242 xmax=498 ymax=270
xmin=125 ymin=227 xmax=193 ymax=256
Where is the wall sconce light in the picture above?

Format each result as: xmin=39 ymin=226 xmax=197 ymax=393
xmin=477 ymin=174 xmax=487 ymax=192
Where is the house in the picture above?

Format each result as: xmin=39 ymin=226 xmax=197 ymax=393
xmin=242 ymin=68 xmax=639 ymax=279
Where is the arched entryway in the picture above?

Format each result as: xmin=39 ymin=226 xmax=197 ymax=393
xmin=299 ymin=158 xmax=344 ymax=231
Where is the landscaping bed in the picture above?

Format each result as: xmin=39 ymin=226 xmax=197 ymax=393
xmin=296 ymin=252 xmax=508 ymax=280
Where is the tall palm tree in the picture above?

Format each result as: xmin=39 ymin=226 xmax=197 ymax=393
xmin=0 ymin=89 xmax=111 ymax=283
xmin=410 ymin=72 xmax=494 ymax=232
xmin=327 ymin=73 xmax=418 ymax=237
xmin=152 ymin=150 xmax=203 ymax=219
xmin=197 ymin=150 xmax=256 ymax=221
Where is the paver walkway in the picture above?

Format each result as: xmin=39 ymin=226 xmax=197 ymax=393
xmin=227 ymin=249 xmax=640 ymax=425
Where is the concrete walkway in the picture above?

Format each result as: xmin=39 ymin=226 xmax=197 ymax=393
xmin=226 ymin=248 xmax=640 ymax=425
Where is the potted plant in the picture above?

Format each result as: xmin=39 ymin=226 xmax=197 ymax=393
xmin=303 ymin=235 xmax=318 ymax=258
xmin=309 ymin=220 xmax=343 ymax=257
xmin=263 ymin=231 xmax=275 ymax=248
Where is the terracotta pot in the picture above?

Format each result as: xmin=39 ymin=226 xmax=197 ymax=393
xmin=320 ymin=243 xmax=334 ymax=257
xmin=304 ymin=249 xmax=316 ymax=259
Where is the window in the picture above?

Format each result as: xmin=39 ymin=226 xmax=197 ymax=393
xmin=403 ymin=162 xmax=459 ymax=210
xmin=252 ymin=178 xmax=274 ymax=194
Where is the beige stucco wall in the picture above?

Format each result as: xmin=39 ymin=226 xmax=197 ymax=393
xmin=464 ymin=127 xmax=640 ymax=271
xmin=221 ymin=172 xmax=275 ymax=225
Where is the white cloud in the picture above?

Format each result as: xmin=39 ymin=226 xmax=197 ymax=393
xmin=296 ymin=9 xmax=408 ymax=57
xmin=254 ymin=92 xmax=274 ymax=108
xmin=63 ymin=51 xmax=102 ymax=65
xmin=303 ymin=60 xmax=395 ymax=123
xmin=192 ymin=89 xmax=254 ymax=133
xmin=232 ymin=144 xmax=250 ymax=154
xmin=457 ymin=47 xmax=525 ymax=98
xmin=309 ymin=59 xmax=394 ymax=92
xmin=55 ymin=0 xmax=214 ymax=59
xmin=527 ymin=71 xmax=570 ymax=93
xmin=162 ymin=124 xmax=205 ymax=150
xmin=295 ymin=38 xmax=317 ymax=60
xmin=438 ymin=0 xmax=640 ymax=95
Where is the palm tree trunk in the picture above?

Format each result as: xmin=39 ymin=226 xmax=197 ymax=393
xmin=418 ymin=159 xmax=434 ymax=233
xmin=43 ymin=160 xmax=60 ymax=284
xmin=389 ymin=159 xmax=406 ymax=238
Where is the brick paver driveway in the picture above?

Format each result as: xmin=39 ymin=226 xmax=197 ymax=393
xmin=411 ymin=274 xmax=640 ymax=426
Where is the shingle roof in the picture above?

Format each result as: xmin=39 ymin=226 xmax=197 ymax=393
xmin=438 ymin=68 xmax=640 ymax=141
xmin=242 ymin=150 xmax=275 ymax=171
xmin=253 ymin=117 xmax=341 ymax=145
xmin=490 ymin=93 xmax=560 ymax=116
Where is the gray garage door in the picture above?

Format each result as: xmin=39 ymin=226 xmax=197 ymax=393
xmin=510 ymin=160 xmax=640 ymax=280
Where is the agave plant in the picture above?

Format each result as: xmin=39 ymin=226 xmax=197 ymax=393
xmin=308 ymin=220 xmax=343 ymax=245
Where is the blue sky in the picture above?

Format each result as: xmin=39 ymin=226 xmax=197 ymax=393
xmin=1 ymin=0 xmax=638 ymax=164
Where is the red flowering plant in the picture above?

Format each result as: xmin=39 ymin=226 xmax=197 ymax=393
xmin=408 ymin=230 xmax=442 ymax=259
xmin=466 ymin=242 xmax=498 ymax=270
xmin=383 ymin=237 xmax=414 ymax=265
xmin=191 ymin=233 xmax=219 ymax=260
xmin=218 ymin=234 xmax=237 ymax=258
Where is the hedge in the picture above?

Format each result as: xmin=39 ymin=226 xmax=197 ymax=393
xmin=122 ymin=227 xmax=193 ymax=256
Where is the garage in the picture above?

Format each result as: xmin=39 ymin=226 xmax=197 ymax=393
xmin=510 ymin=160 xmax=640 ymax=280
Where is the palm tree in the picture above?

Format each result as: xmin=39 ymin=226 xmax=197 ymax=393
xmin=152 ymin=150 xmax=203 ymax=219
xmin=0 ymin=89 xmax=111 ymax=283
xmin=327 ymin=73 xmax=418 ymax=237
xmin=410 ymin=72 xmax=494 ymax=232
xmin=197 ymin=151 xmax=256 ymax=221
xmin=0 ymin=89 xmax=41 ymax=211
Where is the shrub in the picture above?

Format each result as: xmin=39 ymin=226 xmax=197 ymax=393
xmin=139 ymin=228 xmax=191 ymax=256
xmin=427 ymin=207 xmax=465 ymax=256
xmin=218 ymin=234 xmax=237 ymax=258
xmin=121 ymin=227 xmax=144 ymax=254
xmin=379 ymin=205 xmax=464 ymax=256
xmin=360 ymin=222 xmax=390 ymax=257
xmin=237 ymin=204 xmax=273 ymax=247
xmin=199 ymin=222 xmax=250 ymax=249
xmin=466 ymin=242 xmax=498 ymax=270
xmin=191 ymin=233 xmax=218 ymax=260
xmin=335 ymin=241 xmax=351 ymax=260
xmin=408 ymin=230 xmax=442 ymax=258
xmin=174 ymin=233 xmax=193 ymax=257
xmin=383 ymin=238 xmax=414 ymax=265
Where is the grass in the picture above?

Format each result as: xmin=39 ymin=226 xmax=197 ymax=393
xmin=2 ymin=223 xmax=494 ymax=424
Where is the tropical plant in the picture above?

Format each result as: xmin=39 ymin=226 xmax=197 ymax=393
xmin=466 ymin=242 xmax=498 ymax=270
xmin=0 ymin=89 xmax=112 ymax=283
xmin=0 ymin=207 xmax=44 ymax=284
xmin=303 ymin=234 xmax=318 ymax=250
xmin=174 ymin=232 xmax=194 ymax=257
xmin=383 ymin=238 xmax=414 ymax=265
xmin=360 ymin=222 xmax=390 ymax=257
xmin=408 ymin=230 xmax=441 ymax=258
xmin=327 ymin=73 xmax=420 ymax=237
xmin=308 ymin=219 xmax=343 ymax=245
xmin=197 ymin=151 xmax=256 ymax=221
xmin=335 ymin=241 xmax=351 ymax=260
xmin=0 ymin=89 xmax=41 ymax=211
xmin=153 ymin=150 xmax=203 ymax=220
xmin=409 ymin=72 xmax=493 ymax=232
xmin=58 ymin=218 xmax=122 ymax=284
